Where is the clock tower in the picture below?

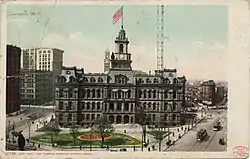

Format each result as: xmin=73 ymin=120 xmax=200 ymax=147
xmin=110 ymin=26 xmax=132 ymax=71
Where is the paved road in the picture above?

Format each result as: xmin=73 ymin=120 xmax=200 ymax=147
xmin=166 ymin=110 xmax=227 ymax=152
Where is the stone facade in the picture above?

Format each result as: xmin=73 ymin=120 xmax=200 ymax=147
xmin=55 ymin=27 xmax=186 ymax=128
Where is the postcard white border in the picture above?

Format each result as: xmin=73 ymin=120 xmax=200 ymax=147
xmin=1 ymin=0 xmax=249 ymax=158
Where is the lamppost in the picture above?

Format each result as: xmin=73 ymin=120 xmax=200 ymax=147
xmin=27 ymin=122 xmax=31 ymax=140
xmin=12 ymin=121 xmax=15 ymax=142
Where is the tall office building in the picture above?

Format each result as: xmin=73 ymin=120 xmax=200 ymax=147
xmin=6 ymin=45 xmax=21 ymax=114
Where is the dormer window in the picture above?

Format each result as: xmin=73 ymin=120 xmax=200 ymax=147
xmin=119 ymin=44 xmax=124 ymax=53
xmin=98 ymin=77 xmax=103 ymax=83
xmin=66 ymin=71 xmax=71 ymax=75
xmin=90 ymin=77 xmax=96 ymax=83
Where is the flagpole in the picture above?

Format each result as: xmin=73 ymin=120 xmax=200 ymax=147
xmin=121 ymin=5 xmax=124 ymax=29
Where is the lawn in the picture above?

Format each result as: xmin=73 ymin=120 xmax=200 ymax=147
xmin=31 ymin=132 xmax=142 ymax=147
xmin=147 ymin=131 xmax=171 ymax=138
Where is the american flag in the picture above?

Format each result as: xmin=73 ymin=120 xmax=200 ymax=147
xmin=113 ymin=6 xmax=123 ymax=24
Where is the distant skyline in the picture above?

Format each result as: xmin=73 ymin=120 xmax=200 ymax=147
xmin=7 ymin=5 xmax=228 ymax=81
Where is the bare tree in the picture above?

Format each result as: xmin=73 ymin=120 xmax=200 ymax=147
xmin=91 ymin=116 xmax=114 ymax=148
xmin=69 ymin=124 xmax=79 ymax=146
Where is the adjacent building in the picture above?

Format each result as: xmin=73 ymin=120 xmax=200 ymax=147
xmin=6 ymin=45 xmax=21 ymax=114
xmin=200 ymin=80 xmax=216 ymax=105
xmin=21 ymin=47 xmax=64 ymax=103
xmin=55 ymin=27 xmax=186 ymax=128
xmin=22 ymin=48 xmax=64 ymax=74
xmin=20 ymin=69 xmax=53 ymax=105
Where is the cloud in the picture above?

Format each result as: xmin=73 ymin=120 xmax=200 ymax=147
xmin=41 ymin=32 xmax=227 ymax=81
xmin=41 ymin=32 xmax=104 ymax=72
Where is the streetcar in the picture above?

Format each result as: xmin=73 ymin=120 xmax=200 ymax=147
xmin=197 ymin=129 xmax=207 ymax=141
xmin=213 ymin=121 xmax=221 ymax=131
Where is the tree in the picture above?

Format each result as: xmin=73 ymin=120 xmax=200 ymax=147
xmin=69 ymin=125 xmax=79 ymax=146
xmin=43 ymin=123 xmax=61 ymax=146
xmin=152 ymin=123 xmax=166 ymax=152
xmin=91 ymin=116 xmax=114 ymax=148
xmin=135 ymin=107 xmax=150 ymax=151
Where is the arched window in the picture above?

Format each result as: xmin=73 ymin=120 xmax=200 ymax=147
xmin=139 ymin=78 xmax=144 ymax=83
xmin=69 ymin=76 xmax=75 ymax=83
xmin=119 ymin=44 xmax=124 ymax=53
xmin=143 ymin=90 xmax=147 ymax=98
xmin=148 ymin=102 xmax=151 ymax=110
xmin=86 ymin=89 xmax=91 ymax=98
xmin=148 ymin=90 xmax=152 ymax=98
xmin=154 ymin=78 xmax=158 ymax=83
xmin=60 ymin=76 xmax=66 ymax=83
xmin=83 ymin=77 xmax=88 ymax=83
xmin=90 ymin=77 xmax=96 ymax=83
xmin=165 ymin=78 xmax=170 ymax=84
xmin=98 ymin=77 xmax=103 ymax=83
xmin=153 ymin=90 xmax=157 ymax=98
xmin=87 ymin=102 xmax=90 ymax=110
xmin=97 ymin=102 xmax=101 ymax=110
xmin=173 ymin=78 xmax=178 ymax=84
xmin=146 ymin=78 xmax=151 ymax=84
xmin=92 ymin=89 xmax=96 ymax=98
xmin=139 ymin=90 xmax=142 ymax=98
xmin=164 ymin=90 xmax=168 ymax=98
xmin=153 ymin=103 xmax=156 ymax=110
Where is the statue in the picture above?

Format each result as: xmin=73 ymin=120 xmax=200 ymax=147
xmin=111 ymin=53 xmax=115 ymax=60
xmin=18 ymin=131 xmax=25 ymax=151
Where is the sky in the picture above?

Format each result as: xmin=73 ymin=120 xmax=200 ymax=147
xmin=7 ymin=4 xmax=228 ymax=81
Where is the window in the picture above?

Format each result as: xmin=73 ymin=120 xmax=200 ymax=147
xmin=143 ymin=90 xmax=147 ymax=98
xmin=153 ymin=103 xmax=156 ymax=110
xmin=173 ymin=91 xmax=177 ymax=99
xmin=97 ymin=102 xmax=101 ymax=110
xmin=117 ymin=103 xmax=122 ymax=111
xmin=87 ymin=102 xmax=90 ymax=110
xmin=154 ymin=78 xmax=158 ymax=83
xmin=82 ymin=102 xmax=85 ymax=110
xmin=148 ymin=90 xmax=152 ymax=98
xmin=124 ymin=103 xmax=129 ymax=111
xmin=92 ymin=102 xmax=95 ymax=110
xmin=98 ymin=77 xmax=103 ymax=83
xmin=118 ymin=90 xmax=122 ymax=98
xmin=90 ymin=77 xmax=96 ymax=83
xmin=164 ymin=90 xmax=168 ymax=98
xmin=127 ymin=90 xmax=131 ymax=98
xmin=146 ymin=78 xmax=151 ymax=84
xmin=153 ymin=90 xmax=156 ymax=98
xmin=97 ymin=89 xmax=101 ymax=98
xmin=119 ymin=44 xmax=124 ymax=53
xmin=92 ymin=89 xmax=96 ymax=98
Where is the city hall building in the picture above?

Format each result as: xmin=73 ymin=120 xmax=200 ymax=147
xmin=55 ymin=27 xmax=186 ymax=128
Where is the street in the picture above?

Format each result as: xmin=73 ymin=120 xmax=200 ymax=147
xmin=166 ymin=110 xmax=227 ymax=151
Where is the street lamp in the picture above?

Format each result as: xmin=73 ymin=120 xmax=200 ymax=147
xmin=27 ymin=122 xmax=31 ymax=140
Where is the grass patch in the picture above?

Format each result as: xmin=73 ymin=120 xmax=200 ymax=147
xmin=31 ymin=132 xmax=142 ymax=147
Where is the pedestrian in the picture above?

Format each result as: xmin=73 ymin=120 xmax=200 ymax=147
xmin=124 ymin=130 xmax=126 ymax=133
xmin=177 ymin=128 xmax=179 ymax=132
xmin=148 ymin=147 xmax=150 ymax=151
xmin=152 ymin=145 xmax=155 ymax=150
xmin=133 ymin=145 xmax=136 ymax=151
xmin=38 ymin=144 xmax=40 ymax=148
xmin=80 ymin=145 xmax=82 ymax=150
xmin=172 ymin=132 xmax=174 ymax=136
xmin=147 ymin=139 xmax=149 ymax=144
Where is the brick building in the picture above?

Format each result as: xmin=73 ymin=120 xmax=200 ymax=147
xmin=6 ymin=45 xmax=21 ymax=114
